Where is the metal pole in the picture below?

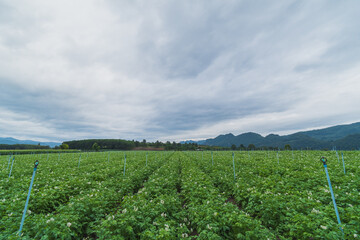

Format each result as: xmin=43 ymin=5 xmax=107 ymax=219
xmin=123 ymin=154 xmax=127 ymax=176
xmin=78 ymin=154 xmax=81 ymax=168
xmin=19 ymin=160 xmax=39 ymax=236
xmin=341 ymin=152 xmax=346 ymax=174
xmin=8 ymin=156 xmax=15 ymax=179
xmin=211 ymin=151 xmax=213 ymax=166
xmin=7 ymin=155 xmax=12 ymax=170
xmin=320 ymin=157 xmax=343 ymax=234
xmin=232 ymin=152 xmax=236 ymax=181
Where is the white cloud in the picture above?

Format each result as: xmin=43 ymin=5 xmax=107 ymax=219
xmin=0 ymin=0 xmax=359 ymax=142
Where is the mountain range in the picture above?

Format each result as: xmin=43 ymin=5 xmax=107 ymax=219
xmin=2 ymin=122 xmax=360 ymax=150
xmin=0 ymin=137 xmax=60 ymax=148
xmin=182 ymin=122 xmax=360 ymax=150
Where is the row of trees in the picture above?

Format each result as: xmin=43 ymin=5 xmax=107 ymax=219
xmin=63 ymin=139 xmax=135 ymax=151
xmin=132 ymin=140 xmax=202 ymax=150
xmin=0 ymin=144 xmax=50 ymax=150
xmin=62 ymin=139 xmax=299 ymax=151
xmin=59 ymin=140 xmax=297 ymax=151
xmin=62 ymin=139 xmax=229 ymax=151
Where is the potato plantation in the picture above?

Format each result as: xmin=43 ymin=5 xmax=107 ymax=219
xmin=0 ymin=151 xmax=359 ymax=239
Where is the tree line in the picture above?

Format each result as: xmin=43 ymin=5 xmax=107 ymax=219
xmin=0 ymin=144 xmax=50 ymax=150
xmin=62 ymin=139 xmax=230 ymax=151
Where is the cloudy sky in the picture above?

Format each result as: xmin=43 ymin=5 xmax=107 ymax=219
xmin=1 ymin=0 xmax=360 ymax=142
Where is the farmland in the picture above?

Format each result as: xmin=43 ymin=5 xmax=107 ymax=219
xmin=0 ymin=151 xmax=359 ymax=239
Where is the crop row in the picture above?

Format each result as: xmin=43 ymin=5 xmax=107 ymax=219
xmin=192 ymin=151 xmax=359 ymax=239
xmin=0 ymin=150 xmax=359 ymax=239
xmin=0 ymin=151 xmax=169 ymax=239
xmin=180 ymin=153 xmax=275 ymax=239
xmin=96 ymin=152 xmax=184 ymax=239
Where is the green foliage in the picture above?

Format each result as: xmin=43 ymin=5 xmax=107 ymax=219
xmin=0 ymin=151 xmax=359 ymax=239
xmin=247 ymin=144 xmax=256 ymax=151
xmin=0 ymin=149 xmax=79 ymax=155
xmin=0 ymin=144 xmax=50 ymax=150
xmin=92 ymin=142 xmax=100 ymax=151
xmin=60 ymin=143 xmax=69 ymax=150
xmin=64 ymin=139 xmax=134 ymax=150
xmin=63 ymin=139 xmax=223 ymax=151
xmin=238 ymin=144 xmax=246 ymax=151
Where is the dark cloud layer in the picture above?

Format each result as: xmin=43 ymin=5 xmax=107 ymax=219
xmin=0 ymin=1 xmax=360 ymax=142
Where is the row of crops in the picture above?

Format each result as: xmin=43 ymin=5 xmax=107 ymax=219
xmin=0 ymin=150 xmax=359 ymax=239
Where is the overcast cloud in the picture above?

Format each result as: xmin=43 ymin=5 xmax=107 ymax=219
xmin=0 ymin=0 xmax=360 ymax=142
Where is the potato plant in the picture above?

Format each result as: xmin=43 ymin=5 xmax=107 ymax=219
xmin=0 ymin=150 xmax=359 ymax=239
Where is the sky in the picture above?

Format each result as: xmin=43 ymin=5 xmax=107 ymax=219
xmin=1 ymin=0 xmax=360 ymax=143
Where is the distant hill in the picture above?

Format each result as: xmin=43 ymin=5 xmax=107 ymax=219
xmin=300 ymin=122 xmax=360 ymax=141
xmin=180 ymin=140 xmax=206 ymax=145
xmin=188 ymin=122 xmax=360 ymax=150
xmin=0 ymin=137 xmax=60 ymax=148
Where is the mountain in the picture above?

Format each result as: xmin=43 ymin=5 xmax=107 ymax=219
xmin=0 ymin=137 xmax=60 ymax=148
xmin=204 ymin=132 xmax=264 ymax=147
xmin=180 ymin=140 xmax=206 ymax=144
xmin=187 ymin=122 xmax=360 ymax=150
xmin=300 ymin=122 xmax=360 ymax=141
xmin=332 ymin=134 xmax=360 ymax=150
